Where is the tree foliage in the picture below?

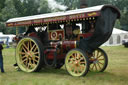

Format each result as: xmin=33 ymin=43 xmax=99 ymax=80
xmin=55 ymin=0 xmax=79 ymax=10
xmin=0 ymin=0 xmax=51 ymax=34
xmin=39 ymin=0 xmax=51 ymax=14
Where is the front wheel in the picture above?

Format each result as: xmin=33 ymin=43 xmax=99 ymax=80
xmin=65 ymin=49 xmax=89 ymax=77
xmin=16 ymin=37 xmax=44 ymax=72
xmin=89 ymin=48 xmax=108 ymax=72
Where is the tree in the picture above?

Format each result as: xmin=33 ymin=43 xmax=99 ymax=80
xmin=0 ymin=0 xmax=18 ymax=34
xmin=113 ymin=0 xmax=128 ymax=30
xmin=12 ymin=0 xmax=40 ymax=16
xmin=12 ymin=0 xmax=40 ymax=33
xmin=0 ymin=0 xmax=5 ymax=12
xmin=55 ymin=0 xmax=79 ymax=10
xmin=88 ymin=0 xmax=109 ymax=7
xmin=38 ymin=0 xmax=51 ymax=14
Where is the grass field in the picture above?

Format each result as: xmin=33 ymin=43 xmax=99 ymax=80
xmin=0 ymin=46 xmax=128 ymax=85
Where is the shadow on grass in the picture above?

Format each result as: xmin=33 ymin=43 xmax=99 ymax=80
xmin=31 ymin=67 xmax=69 ymax=76
xmin=29 ymin=68 xmax=117 ymax=78
xmin=87 ymin=71 xmax=114 ymax=77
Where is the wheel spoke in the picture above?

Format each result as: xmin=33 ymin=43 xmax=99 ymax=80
xmin=98 ymin=62 xmax=104 ymax=65
xmin=33 ymin=61 xmax=36 ymax=65
xmin=93 ymin=51 xmax=95 ymax=57
xmin=25 ymin=58 xmax=28 ymax=66
xmin=73 ymin=53 xmax=77 ymax=60
xmin=97 ymin=54 xmax=103 ymax=59
xmin=23 ymin=43 xmax=29 ymax=51
xmin=68 ymin=59 xmax=74 ymax=64
xmin=19 ymin=51 xmax=26 ymax=55
xmin=74 ymin=66 xmax=78 ymax=73
xmin=97 ymin=63 xmax=101 ymax=70
xmin=96 ymin=50 xmax=99 ymax=58
xmin=28 ymin=58 xmax=32 ymax=69
xmin=35 ymin=56 xmax=39 ymax=59
xmin=79 ymin=65 xmax=85 ymax=72
xmin=77 ymin=52 xmax=80 ymax=59
xmin=33 ymin=52 xmax=39 ymax=55
xmin=28 ymin=41 xmax=30 ymax=51
xmin=68 ymin=58 xmax=74 ymax=61
xmin=27 ymin=64 xmax=30 ymax=69
xmin=30 ymin=44 xmax=36 ymax=51
xmin=22 ymin=58 xmax=27 ymax=63
xmin=33 ymin=46 xmax=38 ymax=52
xmin=94 ymin=64 xmax=97 ymax=71
xmin=76 ymin=66 xmax=79 ymax=74
xmin=22 ymin=46 xmax=27 ymax=53
xmin=34 ymin=59 xmax=39 ymax=63
xmin=21 ymin=55 xmax=27 ymax=59
xmin=69 ymin=63 xmax=75 ymax=71
xmin=79 ymin=57 xmax=84 ymax=61
xmin=91 ymin=64 xmax=95 ymax=70
xmin=79 ymin=65 xmax=84 ymax=72
xmin=80 ymin=61 xmax=86 ymax=64
xmin=30 ymin=41 xmax=32 ymax=49
xmin=31 ymin=64 xmax=36 ymax=68
xmin=98 ymin=58 xmax=104 ymax=61
xmin=72 ymin=54 xmax=75 ymax=59
xmin=74 ymin=53 xmax=77 ymax=58
xmin=79 ymin=65 xmax=85 ymax=68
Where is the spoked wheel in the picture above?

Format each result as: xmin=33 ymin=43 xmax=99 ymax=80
xmin=65 ymin=49 xmax=89 ymax=77
xmin=89 ymin=48 xmax=108 ymax=72
xmin=16 ymin=37 xmax=44 ymax=72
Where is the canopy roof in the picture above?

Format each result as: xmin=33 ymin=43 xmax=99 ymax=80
xmin=6 ymin=4 xmax=120 ymax=27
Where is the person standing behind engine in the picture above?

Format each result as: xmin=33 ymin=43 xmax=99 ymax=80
xmin=0 ymin=44 xmax=5 ymax=73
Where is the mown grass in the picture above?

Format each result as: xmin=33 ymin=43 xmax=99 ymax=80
xmin=0 ymin=45 xmax=128 ymax=85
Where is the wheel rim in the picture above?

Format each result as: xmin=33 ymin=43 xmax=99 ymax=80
xmin=89 ymin=49 xmax=106 ymax=72
xmin=16 ymin=38 xmax=40 ymax=72
xmin=65 ymin=50 xmax=87 ymax=77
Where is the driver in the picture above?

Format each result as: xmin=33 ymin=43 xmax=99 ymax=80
xmin=73 ymin=25 xmax=80 ymax=35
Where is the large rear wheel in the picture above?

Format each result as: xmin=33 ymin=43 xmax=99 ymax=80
xmin=89 ymin=48 xmax=108 ymax=72
xmin=65 ymin=49 xmax=89 ymax=77
xmin=16 ymin=37 xmax=44 ymax=72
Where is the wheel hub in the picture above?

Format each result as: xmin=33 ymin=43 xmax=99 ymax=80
xmin=93 ymin=60 xmax=98 ymax=64
xmin=75 ymin=61 xmax=79 ymax=66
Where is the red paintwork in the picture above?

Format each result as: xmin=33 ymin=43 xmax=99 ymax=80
xmin=50 ymin=41 xmax=76 ymax=50
xmin=61 ymin=41 xmax=76 ymax=50
xmin=49 ymin=30 xmax=65 ymax=40
xmin=56 ymin=54 xmax=66 ymax=59
xmin=28 ymin=32 xmax=38 ymax=37
xmin=78 ymin=33 xmax=93 ymax=39
xmin=44 ymin=48 xmax=66 ymax=60
xmin=44 ymin=40 xmax=76 ymax=60
xmin=44 ymin=49 xmax=56 ymax=59
xmin=6 ymin=11 xmax=100 ymax=27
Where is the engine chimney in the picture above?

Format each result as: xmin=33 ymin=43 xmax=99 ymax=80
xmin=80 ymin=0 xmax=88 ymax=8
